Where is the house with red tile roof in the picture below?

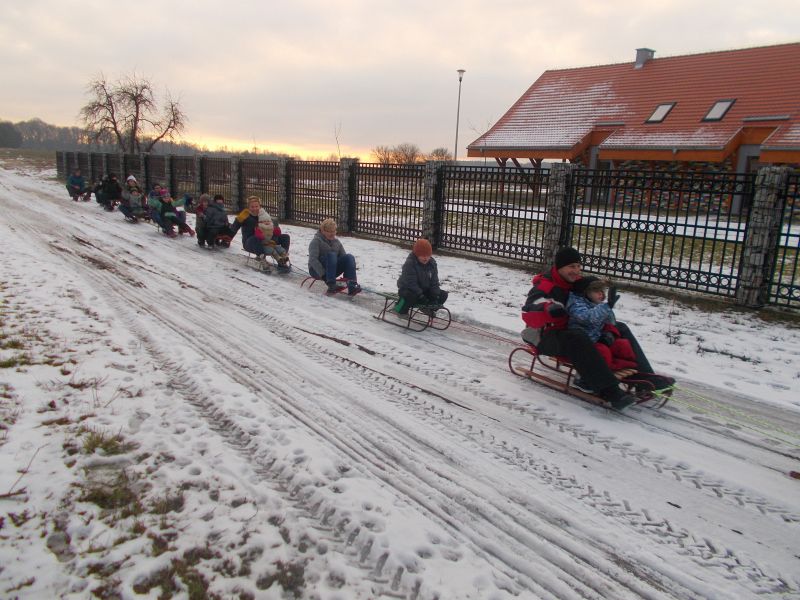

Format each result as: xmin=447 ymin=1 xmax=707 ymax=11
xmin=467 ymin=43 xmax=800 ymax=173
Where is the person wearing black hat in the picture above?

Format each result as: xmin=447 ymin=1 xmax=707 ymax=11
xmin=521 ymin=247 xmax=669 ymax=410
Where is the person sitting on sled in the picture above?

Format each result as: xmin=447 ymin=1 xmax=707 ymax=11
xmin=202 ymin=194 xmax=233 ymax=247
xmin=119 ymin=180 xmax=147 ymax=222
xmin=230 ymin=196 xmax=290 ymax=272
xmin=521 ymin=247 xmax=673 ymax=410
xmin=307 ymin=218 xmax=361 ymax=295
xmin=566 ymin=276 xmax=637 ymax=372
xmin=395 ymin=238 xmax=448 ymax=315
xmin=159 ymin=191 xmax=195 ymax=238
xmin=66 ymin=168 xmax=90 ymax=201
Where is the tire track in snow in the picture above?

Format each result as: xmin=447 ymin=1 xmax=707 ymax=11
xmin=9 ymin=180 xmax=800 ymax=597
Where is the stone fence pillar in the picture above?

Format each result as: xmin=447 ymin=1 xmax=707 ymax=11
xmin=735 ymin=166 xmax=790 ymax=307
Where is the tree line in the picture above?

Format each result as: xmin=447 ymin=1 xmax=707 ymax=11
xmin=2 ymin=72 xmax=457 ymax=163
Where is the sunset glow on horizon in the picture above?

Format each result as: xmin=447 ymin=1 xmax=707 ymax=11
xmin=187 ymin=134 xmax=371 ymax=162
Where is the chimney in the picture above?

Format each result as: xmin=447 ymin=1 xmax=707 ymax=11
xmin=635 ymin=48 xmax=655 ymax=69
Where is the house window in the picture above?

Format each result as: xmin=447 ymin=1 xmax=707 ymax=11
xmin=646 ymin=103 xmax=675 ymax=123
xmin=703 ymin=99 xmax=735 ymax=121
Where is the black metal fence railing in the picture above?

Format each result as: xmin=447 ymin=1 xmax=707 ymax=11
xmin=568 ymin=169 xmax=755 ymax=298
xmin=354 ymin=163 xmax=426 ymax=242
xmin=170 ymin=156 xmax=196 ymax=202
xmin=240 ymin=159 xmax=280 ymax=216
xmin=54 ymin=151 xmax=799 ymax=309
xmin=291 ymin=161 xmax=339 ymax=226
xmin=771 ymin=174 xmax=800 ymax=306
xmin=202 ymin=157 xmax=233 ymax=208
xmin=124 ymin=154 xmax=143 ymax=184
xmin=91 ymin=153 xmax=105 ymax=180
xmin=107 ymin=154 xmax=121 ymax=178
xmin=146 ymin=155 xmax=166 ymax=188
xmin=440 ymin=165 xmax=550 ymax=264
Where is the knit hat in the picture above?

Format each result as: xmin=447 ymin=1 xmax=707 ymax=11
xmin=572 ymin=276 xmax=609 ymax=296
xmin=413 ymin=238 xmax=433 ymax=258
xmin=555 ymin=247 xmax=582 ymax=269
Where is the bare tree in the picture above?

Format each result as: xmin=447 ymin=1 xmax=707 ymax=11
xmin=371 ymin=145 xmax=393 ymax=164
xmin=427 ymin=147 xmax=452 ymax=161
xmin=391 ymin=143 xmax=423 ymax=164
xmin=79 ymin=72 xmax=186 ymax=154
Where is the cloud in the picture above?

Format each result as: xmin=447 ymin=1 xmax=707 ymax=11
xmin=2 ymin=0 xmax=798 ymax=158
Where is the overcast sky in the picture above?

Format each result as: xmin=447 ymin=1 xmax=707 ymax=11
xmin=2 ymin=0 xmax=798 ymax=160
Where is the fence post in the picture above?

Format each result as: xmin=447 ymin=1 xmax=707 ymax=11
xmin=423 ymin=161 xmax=445 ymax=246
xmin=231 ymin=157 xmax=242 ymax=211
xmin=735 ymin=165 xmax=789 ymax=308
xmin=164 ymin=155 xmax=173 ymax=194
xmin=278 ymin=158 xmax=293 ymax=221
xmin=101 ymin=153 xmax=108 ymax=181
xmin=338 ymin=158 xmax=358 ymax=233
xmin=541 ymin=162 xmax=575 ymax=266
xmin=195 ymin=156 xmax=203 ymax=198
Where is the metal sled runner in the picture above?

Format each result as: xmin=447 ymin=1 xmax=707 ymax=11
xmin=508 ymin=344 xmax=672 ymax=408
xmin=375 ymin=292 xmax=452 ymax=332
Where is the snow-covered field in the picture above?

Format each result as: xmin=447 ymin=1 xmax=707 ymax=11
xmin=0 ymin=155 xmax=798 ymax=599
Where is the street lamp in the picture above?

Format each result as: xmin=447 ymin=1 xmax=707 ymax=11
xmin=453 ymin=69 xmax=466 ymax=163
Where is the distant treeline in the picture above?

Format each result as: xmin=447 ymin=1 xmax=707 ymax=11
xmin=0 ymin=117 xmax=288 ymax=158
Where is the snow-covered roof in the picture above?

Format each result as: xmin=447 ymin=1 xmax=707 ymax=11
xmin=468 ymin=43 xmax=800 ymax=162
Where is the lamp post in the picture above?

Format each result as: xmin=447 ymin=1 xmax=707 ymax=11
xmin=453 ymin=69 xmax=465 ymax=163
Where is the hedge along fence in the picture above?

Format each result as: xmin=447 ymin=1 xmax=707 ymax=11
xmin=56 ymin=151 xmax=799 ymax=309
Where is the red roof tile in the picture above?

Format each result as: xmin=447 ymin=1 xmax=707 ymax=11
xmin=468 ymin=43 xmax=800 ymax=159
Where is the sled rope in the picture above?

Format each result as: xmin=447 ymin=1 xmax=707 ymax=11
xmin=670 ymin=386 xmax=800 ymax=448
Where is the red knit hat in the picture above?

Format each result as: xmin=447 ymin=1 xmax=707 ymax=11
xmin=413 ymin=238 xmax=432 ymax=258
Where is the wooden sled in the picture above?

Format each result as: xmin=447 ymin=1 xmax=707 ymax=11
xmin=508 ymin=344 xmax=672 ymax=408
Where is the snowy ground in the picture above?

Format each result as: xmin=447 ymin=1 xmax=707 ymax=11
xmin=0 ymin=155 xmax=799 ymax=599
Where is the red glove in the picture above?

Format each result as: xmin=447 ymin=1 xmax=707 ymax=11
xmin=273 ymin=226 xmax=282 ymax=236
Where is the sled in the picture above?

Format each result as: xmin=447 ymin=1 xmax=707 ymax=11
xmin=374 ymin=292 xmax=451 ymax=333
xmin=300 ymin=276 xmax=362 ymax=297
xmin=244 ymin=251 xmax=291 ymax=274
xmin=508 ymin=344 xmax=672 ymax=408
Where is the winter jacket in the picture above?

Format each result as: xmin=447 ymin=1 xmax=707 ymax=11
xmin=203 ymin=203 xmax=230 ymax=229
xmin=121 ymin=187 xmax=146 ymax=215
xmin=160 ymin=199 xmax=178 ymax=220
xmin=307 ymin=231 xmax=347 ymax=276
xmin=229 ymin=209 xmax=259 ymax=243
xmin=397 ymin=252 xmax=441 ymax=297
xmin=103 ymin=179 xmax=123 ymax=201
xmin=521 ymin=267 xmax=572 ymax=331
xmin=566 ymin=294 xmax=616 ymax=342
xmin=67 ymin=174 xmax=86 ymax=190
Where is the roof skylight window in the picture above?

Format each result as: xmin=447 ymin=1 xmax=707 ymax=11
xmin=646 ymin=103 xmax=675 ymax=123
xmin=703 ymin=99 xmax=735 ymax=121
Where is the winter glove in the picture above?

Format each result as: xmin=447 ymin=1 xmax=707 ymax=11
xmin=607 ymin=286 xmax=620 ymax=309
xmin=599 ymin=331 xmax=615 ymax=346
xmin=546 ymin=302 xmax=567 ymax=318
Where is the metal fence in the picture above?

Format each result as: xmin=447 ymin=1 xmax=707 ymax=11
xmin=146 ymin=155 xmax=166 ymax=187
xmin=240 ymin=159 xmax=280 ymax=216
xmin=291 ymin=161 xmax=339 ymax=226
xmin=567 ymin=169 xmax=755 ymax=298
xmin=54 ymin=151 xmax=799 ymax=309
xmin=440 ymin=165 xmax=551 ymax=264
xmin=170 ymin=156 xmax=196 ymax=201
xmin=202 ymin=157 xmax=233 ymax=208
xmin=354 ymin=163 xmax=426 ymax=242
xmin=124 ymin=154 xmax=143 ymax=183
xmin=771 ymin=174 xmax=800 ymax=306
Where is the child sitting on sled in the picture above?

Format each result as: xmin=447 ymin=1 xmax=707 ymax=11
xmin=566 ymin=276 xmax=637 ymax=371
xmin=395 ymin=239 xmax=448 ymax=315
